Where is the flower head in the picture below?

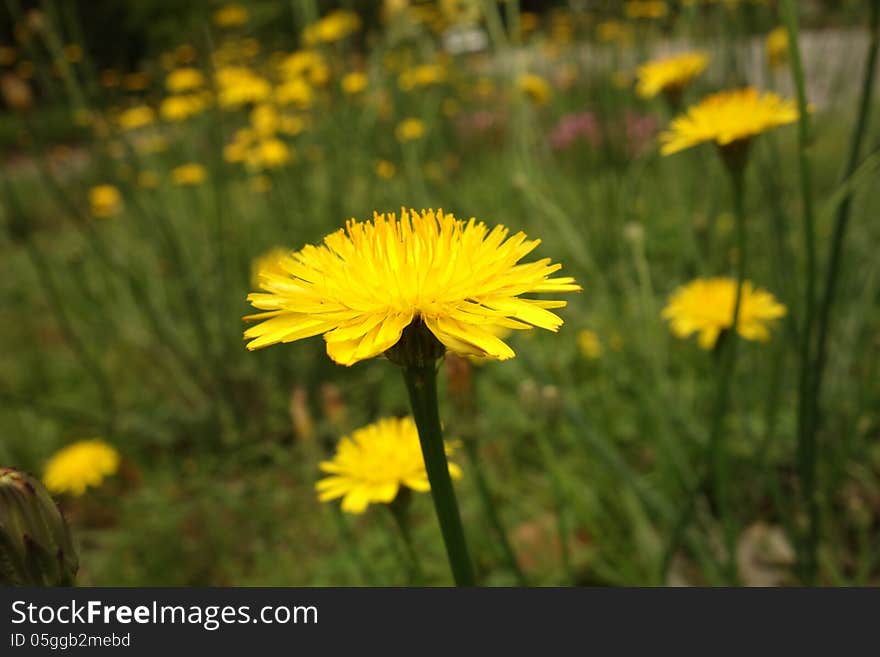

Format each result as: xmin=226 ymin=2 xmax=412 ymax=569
xmin=766 ymin=27 xmax=789 ymax=69
xmin=517 ymin=73 xmax=552 ymax=106
xmin=660 ymin=88 xmax=798 ymax=156
xmin=89 ymin=184 xmax=122 ymax=218
xmin=636 ymin=51 xmax=708 ymax=99
xmin=662 ymin=277 xmax=787 ymax=349
xmin=577 ymin=329 xmax=602 ymax=359
xmin=396 ymin=117 xmax=425 ymax=142
xmin=116 ymin=105 xmax=155 ymax=131
xmin=244 ymin=208 xmax=580 ymax=365
xmin=316 ymin=417 xmax=460 ymax=514
xmin=214 ymin=4 xmax=248 ymax=28
xmin=165 ymin=67 xmax=205 ymax=93
xmin=341 ymin=71 xmax=368 ymax=95
xmin=172 ymin=163 xmax=207 ymax=186
xmin=43 ymin=439 xmax=120 ymax=496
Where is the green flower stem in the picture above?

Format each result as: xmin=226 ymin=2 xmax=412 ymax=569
xmin=781 ymin=0 xmax=820 ymax=585
xmin=708 ymin=167 xmax=747 ymax=583
xmin=661 ymin=166 xmax=747 ymax=585
xmin=461 ymin=437 xmax=527 ymax=586
xmin=402 ymin=364 xmax=476 ymax=586
xmin=803 ymin=0 xmax=880 ymax=584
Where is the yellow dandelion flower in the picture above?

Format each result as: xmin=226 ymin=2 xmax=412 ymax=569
xmin=243 ymin=208 xmax=580 ymax=365
xmin=214 ymin=4 xmax=248 ymax=28
xmin=315 ymin=417 xmax=461 ymax=514
xmin=660 ymin=88 xmax=798 ymax=156
xmin=89 ymin=184 xmax=122 ymax=218
xmin=341 ymin=71 xmax=368 ymax=95
xmin=577 ymin=329 xmax=602 ymax=359
xmin=625 ymin=0 xmax=668 ymax=19
xmin=159 ymin=93 xmax=209 ymax=122
xmin=375 ymin=159 xmax=396 ymax=179
xmin=398 ymin=64 xmax=447 ymax=91
xmin=303 ymin=10 xmax=361 ymax=46
xmin=43 ymin=439 xmax=120 ymax=496
xmin=662 ymin=277 xmax=787 ymax=349
xmin=396 ymin=117 xmax=426 ymax=142
xmin=636 ymin=51 xmax=708 ymax=99
xmin=165 ymin=67 xmax=205 ymax=93
xmin=274 ymin=77 xmax=313 ymax=108
xmin=766 ymin=27 xmax=788 ymax=69
xmin=517 ymin=73 xmax=552 ymax=105
xmin=172 ymin=163 xmax=207 ymax=186
xmin=247 ymin=138 xmax=292 ymax=169
xmin=116 ymin=105 xmax=155 ymax=131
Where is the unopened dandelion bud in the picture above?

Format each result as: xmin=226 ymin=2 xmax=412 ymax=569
xmin=0 ymin=468 xmax=78 ymax=586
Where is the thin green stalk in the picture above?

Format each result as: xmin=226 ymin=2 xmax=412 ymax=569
xmin=402 ymin=364 xmax=475 ymax=586
xmin=661 ymin=167 xmax=747 ymax=584
xmin=809 ymin=0 xmax=880 ymax=486
xmin=461 ymin=437 xmax=527 ymax=586
xmin=781 ymin=0 xmax=820 ymax=585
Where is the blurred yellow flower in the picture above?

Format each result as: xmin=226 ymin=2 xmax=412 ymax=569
xmin=116 ymin=105 xmax=155 ymax=130
xmin=766 ymin=27 xmax=789 ymax=69
xmin=172 ymin=163 xmax=207 ymax=186
xmin=315 ymin=416 xmax=461 ymax=514
xmin=244 ymin=208 xmax=580 ymax=364
xmin=341 ymin=71 xmax=368 ymax=95
xmin=517 ymin=73 xmax=552 ymax=105
xmin=398 ymin=63 xmax=447 ymax=91
xmin=303 ymin=10 xmax=361 ymax=45
xmin=396 ymin=117 xmax=426 ymax=142
xmin=577 ymin=329 xmax=602 ymax=359
xmin=214 ymin=4 xmax=249 ymax=27
xmin=159 ymin=93 xmax=210 ymax=122
xmin=660 ymin=88 xmax=798 ymax=156
xmin=625 ymin=0 xmax=668 ymax=19
xmin=215 ymin=66 xmax=271 ymax=108
xmin=248 ymin=138 xmax=292 ymax=169
xmin=636 ymin=51 xmax=708 ymax=99
xmin=43 ymin=439 xmax=120 ymax=496
xmin=165 ymin=67 xmax=205 ymax=93
xmin=375 ymin=159 xmax=396 ymax=179
xmin=89 ymin=184 xmax=122 ymax=218
xmin=275 ymin=77 xmax=313 ymax=108
xmin=662 ymin=278 xmax=786 ymax=349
